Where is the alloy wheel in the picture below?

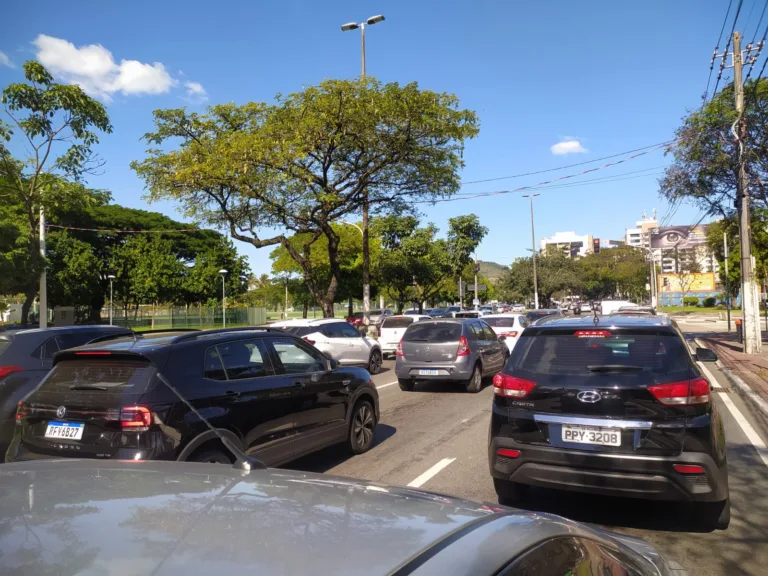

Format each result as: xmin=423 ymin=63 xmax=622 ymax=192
xmin=353 ymin=404 xmax=374 ymax=448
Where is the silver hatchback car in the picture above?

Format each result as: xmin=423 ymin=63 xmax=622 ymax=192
xmin=395 ymin=319 xmax=508 ymax=392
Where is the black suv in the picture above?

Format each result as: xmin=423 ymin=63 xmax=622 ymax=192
xmin=0 ymin=325 xmax=131 ymax=456
xmin=488 ymin=315 xmax=730 ymax=529
xmin=7 ymin=328 xmax=379 ymax=466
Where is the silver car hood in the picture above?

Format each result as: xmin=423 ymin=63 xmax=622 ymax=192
xmin=0 ymin=460 xmax=682 ymax=575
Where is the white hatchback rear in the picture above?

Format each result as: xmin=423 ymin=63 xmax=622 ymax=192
xmin=481 ymin=314 xmax=530 ymax=352
xmin=379 ymin=315 xmax=431 ymax=358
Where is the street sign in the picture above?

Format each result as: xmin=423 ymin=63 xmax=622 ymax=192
xmin=473 ymin=298 xmax=480 ymax=306
xmin=466 ymin=284 xmax=487 ymax=292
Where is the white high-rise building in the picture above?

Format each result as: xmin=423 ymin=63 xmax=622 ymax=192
xmin=540 ymin=231 xmax=594 ymax=259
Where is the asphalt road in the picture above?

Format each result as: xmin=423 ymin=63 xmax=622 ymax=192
xmin=286 ymin=321 xmax=768 ymax=575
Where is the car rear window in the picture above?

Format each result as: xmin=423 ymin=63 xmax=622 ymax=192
xmin=39 ymin=360 xmax=155 ymax=394
xmin=403 ymin=322 xmax=462 ymax=343
xmin=484 ymin=318 xmax=516 ymax=328
xmin=511 ymin=332 xmax=691 ymax=375
xmin=382 ymin=317 xmax=414 ymax=329
xmin=277 ymin=326 xmax=314 ymax=337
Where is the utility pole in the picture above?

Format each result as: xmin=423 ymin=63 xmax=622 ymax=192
xmin=38 ymin=207 xmax=46 ymax=328
xmin=473 ymin=256 xmax=479 ymax=311
xmin=733 ymin=31 xmax=761 ymax=352
xmin=724 ymin=232 xmax=731 ymax=332
xmin=523 ymin=194 xmax=540 ymax=309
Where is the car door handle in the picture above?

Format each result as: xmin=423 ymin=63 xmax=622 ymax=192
xmin=224 ymin=390 xmax=240 ymax=397
xmin=294 ymin=381 xmax=306 ymax=388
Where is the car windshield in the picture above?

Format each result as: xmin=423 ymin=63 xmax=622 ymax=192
xmin=403 ymin=322 xmax=462 ymax=342
xmin=40 ymin=359 xmax=156 ymax=394
xmin=382 ymin=317 xmax=414 ymax=329
xmin=277 ymin=326 xmax=315 ymax=337
xmin=484 ymin=317 xmax=516 ymax=327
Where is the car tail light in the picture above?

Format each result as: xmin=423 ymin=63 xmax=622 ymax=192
xmin=648 ymin=378 xmax=710 ymax=405
xmin=575 ymin=330 xmax=612 ymax=338
xmin=497 ymin=448 xmax=521 ymax=458
xmin=396 ymin=340 xmax=404 ymax=357
xmin=493 ymin=373 xmax=536 ymax=398
xmin=15 ymin=401 xmax=29 ymax=423
xmin=673 ymin=464 xmax=706 ymax=475
xmin=0 ymin=365 xmax=23 ymax=379
xmin=119 ymin=406 xmax=152 ymax=429
xmin=456 ymin=336 xmax=470 ymax=357
xmin=303 ymin=337 xmax=316 ymax=345
xmin=74 ymin=351 xmax=111 ymax=356
xmin=499 ymin=331 xmax=518 ymax=338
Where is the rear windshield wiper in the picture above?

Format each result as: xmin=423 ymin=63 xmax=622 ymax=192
xmin=408 ymin=338 xmax=431 ymax=342
xmin=69 ymin=385 xmax=109 ymax=391
xmin=586 ymin=365 xmax=643 ymax=372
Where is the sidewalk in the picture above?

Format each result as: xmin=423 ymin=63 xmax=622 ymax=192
xmin=696 ymin=331 xmax=768 ymax=415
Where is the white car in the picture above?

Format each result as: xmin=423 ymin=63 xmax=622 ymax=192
xmin=379 ymin=314 xmax=431 ymax=358
xmin=580 ymin=301 xmax=593 ymax=312
xmin=269 ymin=318 xmax=383 ymax=374
xmin=481 ymin=314 xmax=530 ymax=352
xmin=511 ymin=304 xmax=525 ymax=312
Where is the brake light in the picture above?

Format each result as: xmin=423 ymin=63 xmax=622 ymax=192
xmin=120 ymin=406 xmax=152 ymax=429
xmin=456 ymin=336 xmax=470 ymax=357
xmin=497 ymin=448 xmax=521 ymax=458
xmin=15 ymin=401 xmax=29 ymax=422
xmin=493 ymin=373 xmax=536 ymax=398
xmin=575 ymin=330 xmax=612 ymax=338
xmin=0 ymin=365 xmax=23 ymax=379
xmin=673 ymin=464 xmax=706 ymax=475
xmin=499 ymin=332 xmax=518 ymax=338
xmin=74 ymin=351 xmax=111 ymax=356
xmin=303 ymin=337 xmax=316 ymax=345
xmin=648 ymin=378 xmax=710 ymax=405
xmin=396 ymin=340 xmax=404 ymax=357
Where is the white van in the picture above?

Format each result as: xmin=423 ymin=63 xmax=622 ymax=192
xmin=599 ymin=300 xmax=636 ymax=315
xmin=380 ymin=315 xmax=431 ymax=358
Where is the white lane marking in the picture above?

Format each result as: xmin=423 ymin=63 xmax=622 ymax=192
xmin=688 ymin=342 xmax=768 ymax=468
xmin=407 ymin=458 xmax=456 ymax=488
xmin=376 ymin=381 xmax=398 ymax=390
xmin=461 ymin=418 xmax=470 ymax=424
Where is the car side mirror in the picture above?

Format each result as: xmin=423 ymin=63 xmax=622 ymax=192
xmin=695 ymin=347 xmax=717 ymax=363
xmin=498 ymin=335 xmax=506 ymax=341
xmin=327 ymin=358 xmax=339 ymax=371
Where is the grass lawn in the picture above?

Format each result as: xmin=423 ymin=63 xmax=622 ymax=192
xmin=132 ymin=323 xmax=255 ymax=332
xmin=658 ymin=305 xmax=739 ymax=315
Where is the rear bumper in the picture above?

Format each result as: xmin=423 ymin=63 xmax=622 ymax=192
xmin=489 ymin=436 xmax=728 ymax=502
xmin=395 ymin=359 xmax=473 ymax=381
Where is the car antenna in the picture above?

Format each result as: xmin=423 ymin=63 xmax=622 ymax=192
xmin=155 ymin=372 xmax=266 ymax=472
xmin=593 ymin=308 xmax=600 ymax=325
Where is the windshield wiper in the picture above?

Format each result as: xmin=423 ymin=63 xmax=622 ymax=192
xmin=408 ymin=338 xmax=430 ymax=342
xmin=69 ymin=385 xmax=108 ymax=391
xmin=587 ymin=365 xmax=643 ymax=372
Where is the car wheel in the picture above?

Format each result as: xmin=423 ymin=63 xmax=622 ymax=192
xmin=348 ymin=399 xmax=376 ymax=454
xmin=465 ymin=363 xmax=482 ymax=393
xmin=398 ymin=378 xmax=415 ymax=391
xmin=189 ymin=447 xmax=233 ymax=465
xmin=705 ymin=498 xmax=731 ymax=530
xmin=382 ymin=352 xmax=389 ymax=360
xmin=368 ymin=349 xmax=382 ymax=374
xmin=493 ymin=478 xmax=525 ymax=505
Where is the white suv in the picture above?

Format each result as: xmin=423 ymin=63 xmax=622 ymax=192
xmin=270 ymin=318 xmax=383 ymax=374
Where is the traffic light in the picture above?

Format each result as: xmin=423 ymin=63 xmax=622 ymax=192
xmin=593 ymin=238 xmax=600 ymax=254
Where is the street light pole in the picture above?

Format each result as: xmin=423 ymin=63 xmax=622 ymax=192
xmin=219 ymin=269 xmax=227 ymax=328
xmin=108 ymin=274 xmax=116 ymax=326
xmin=342 ymin=14 xmax=385 ymax=329
xmin=523 ymin=194 xmax=540 ymax=309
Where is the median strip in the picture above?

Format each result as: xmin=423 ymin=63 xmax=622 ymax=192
xmin=407 ymin=458 xmax=456 ymax=488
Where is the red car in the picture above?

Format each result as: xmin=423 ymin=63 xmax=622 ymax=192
xmin=347 ymin=312 xmax=364 ymax=326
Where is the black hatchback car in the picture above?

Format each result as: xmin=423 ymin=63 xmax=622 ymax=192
xmin=6 ymin=328 xmax=379 ymax=466
xmin=0 ymin=325 xmax=131 ymax=456
xmin=488 ymin=315 xmax=730 ymax=529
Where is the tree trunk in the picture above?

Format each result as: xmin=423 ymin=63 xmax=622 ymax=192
xmin=20 ymin=285 xmax=37 ymax=326
xmin=302 ymin=302 xmax=308 ymax=318
xmin=348 ymin=296 xmax=353 ymax=317
xmin=321 ymin=298 xmax=335 ymax=318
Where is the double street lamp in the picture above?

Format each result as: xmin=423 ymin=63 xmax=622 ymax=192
xmin=341 ymin=14 xmax=385 ymax=327
xmin=219 ymin=269 xmax=228 ymax=328
xmin=107 ymin=274 xmax=116 ymax=325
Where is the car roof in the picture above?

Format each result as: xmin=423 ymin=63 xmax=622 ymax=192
xmin=527 ymin=314 xmax=674 ymax=330
xmin=270 ymin=318 xmax=346 ymax=327
xmin=8 ymin=325 xmax=130 ymax=336
xmin=482 ymin=314 xmax=521 ymax=318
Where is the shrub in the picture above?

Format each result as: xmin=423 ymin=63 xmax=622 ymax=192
xmin=683 ymin=296 xmax=700 ymax=306
xmin=702 ymin=297 xmax=717 ymax=307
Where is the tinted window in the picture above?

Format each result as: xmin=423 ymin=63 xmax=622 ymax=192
xmin=382 ymin=317 xmax=414 ymax=329
xmin=519 ymin=316 xmax=529 ymax=328
xmin=337 ymin=323 xmax=362 ymax=338
xmin=322 ymin=322 xmax=347 ymax=338
xmin=40 ymin=360 xmax=154 ymax=394
xmin=455 ymin=312 xmax=479 ymax=318
xmin=38 ymin=337 xmax=60 ymax=360
xmin=278 ymin=326 xmax=314 ymax=337
xmin=268 ymin=337 xmax=327 ymax=374
xmin=511 ymin=332 xmax=691 ymax=376
xmin=403 ymin=322 xmax=462 ymax=343
xmin=204 ymin=346 xmax=227 ymax=380
xmin=56 ymin=331 xmax=97 ymax=351
xmin=0 ymin=338 xmax=12 ymax=357
xmin=217 ymin=339 xmax=272 ymax=380
xmin=469 ymin=322 xmax=485 ymax=339
xmin=479 ymin=322 xmax=496 ymax=340
xmin=484 ymin=317 xmax=516 ymax=328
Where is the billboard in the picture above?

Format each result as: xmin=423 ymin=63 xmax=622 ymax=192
xmin=657 ymin=272 xmax=716 ymax=293
xmin=649 ymin=225 xmax=709 ymax=250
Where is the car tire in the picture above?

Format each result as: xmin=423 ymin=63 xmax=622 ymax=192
xmin=189 ymin=447 xmax=233 ymax=465
xmin=368 ymin=349 xmax=382 ymax=375
xmin=398 ymin=378 xmax=415 ymax=391
xmin=465 ymin=363 xmax=482 ymax=393
xmin=493 ymin=478 xmax=525 ymax=505
xmin=705 ymin=498 xmax=731 ymax=530
xmin=348 ymin=399 xmax=376 ymax=454
xmin=382 ymin=353 xmax=389 ymax=360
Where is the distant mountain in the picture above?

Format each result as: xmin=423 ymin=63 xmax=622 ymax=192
xmin=479 ymin=261 xmax=509 ymax=282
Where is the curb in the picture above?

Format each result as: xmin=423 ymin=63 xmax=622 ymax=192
xmin=695 ymin=337 xmax=768 ymax=420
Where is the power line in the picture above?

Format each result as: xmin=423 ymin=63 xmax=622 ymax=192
xmin=713 ymin=0 xmax=745 ymax=100
xmin=47 ymin=224 xmax=203 ymax=234
xmin=749 ymin=0 xmax=768 ymax=43
xmin=459 ymin=141 xmax=673 ymax=186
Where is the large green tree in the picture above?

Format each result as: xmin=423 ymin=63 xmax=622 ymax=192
xmin=500 ymin=251 xmax=582 ymax=306
xmin=0 ymin=61 xmax=112 ymax=324
xmin=132 ymin=78 xmax=479 ymax=316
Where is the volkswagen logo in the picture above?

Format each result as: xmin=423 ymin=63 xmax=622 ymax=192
xmin=56 ymin=406 xmax=66 ymax=418
xmin=577 ymin=391 xmax=602 ymax=403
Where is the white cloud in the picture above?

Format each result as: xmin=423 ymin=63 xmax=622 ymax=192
xmin=184 ymin=81 xmax=208 ymax=102
xmin=0 ymin=50 xmax=13 ymax=68
xmin=550 ymin=139 xmax=588 ymax=155
xmin=33 ymin=34 xmax=175 ymax=100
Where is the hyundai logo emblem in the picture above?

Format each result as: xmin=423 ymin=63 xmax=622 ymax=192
xmin=577 ymin=391 xmax=602 ymax=403
xmin=56 ymin=406 xmax=66 ymax=418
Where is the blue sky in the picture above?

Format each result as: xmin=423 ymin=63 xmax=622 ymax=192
xmin=0 ymin=0 xmax=746 ymax=274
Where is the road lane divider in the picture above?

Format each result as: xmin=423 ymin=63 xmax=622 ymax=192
xmin=407 ymin=458 xmax=456 ymax=488
xmin=376 ymin=381 xmax=398 ymax=390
